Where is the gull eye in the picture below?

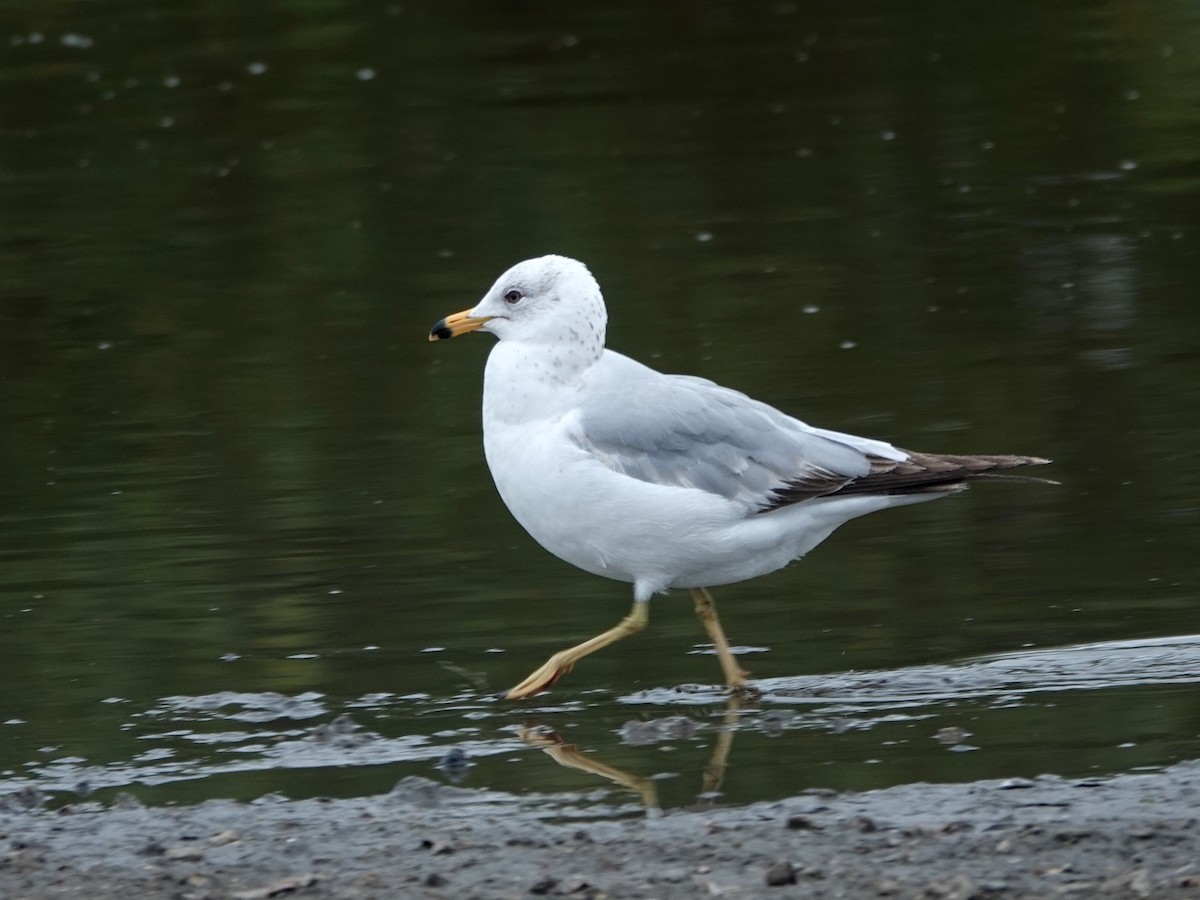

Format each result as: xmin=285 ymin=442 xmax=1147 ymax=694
xmin=504 ymin=289 xmax=523 ymax=305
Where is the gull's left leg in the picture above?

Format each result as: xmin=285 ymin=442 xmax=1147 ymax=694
xmin=505 ymin=599 xmax=649 ymax=700
xmin=692 ymin=587 xmax=751 ymax=689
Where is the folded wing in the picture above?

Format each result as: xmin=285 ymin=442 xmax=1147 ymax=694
xmin=576 ymin=352 xmax=1049 ymax=514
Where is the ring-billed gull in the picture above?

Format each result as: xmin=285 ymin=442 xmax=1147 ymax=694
xmin=429 ymin=255 xmax=1050 ymax=699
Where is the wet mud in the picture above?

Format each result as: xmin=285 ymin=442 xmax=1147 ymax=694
xmin=2 ymin=761 xmax=1198 ymax=899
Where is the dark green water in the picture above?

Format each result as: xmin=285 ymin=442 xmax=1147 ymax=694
xmin=2 ymin=0 xmax=1198 ymax=813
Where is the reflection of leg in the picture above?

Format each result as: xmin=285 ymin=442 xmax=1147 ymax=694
xmin=519 ymin=725 xmax=660 ymax=813
xmin=701 ymin=693 xmax=743 ymax=799
xmin=505 ymin=600 xmax=649 ymax=700
xmin=691 ymin=587 xmax=751 ymax=688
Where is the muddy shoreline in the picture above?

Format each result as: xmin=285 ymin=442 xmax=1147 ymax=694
xmin=3 ymin=761 xmax=1198 ymax=899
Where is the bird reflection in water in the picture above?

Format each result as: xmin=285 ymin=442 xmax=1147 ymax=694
xmin=518 ymin=694 xmax=747 ymax=816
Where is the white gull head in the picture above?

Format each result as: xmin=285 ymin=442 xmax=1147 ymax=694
xmin=468 ymin=255 xmax=607 ymax=358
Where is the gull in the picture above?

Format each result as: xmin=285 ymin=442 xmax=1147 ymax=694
xmin=429 ymin=255 xmax=1050 ymax=699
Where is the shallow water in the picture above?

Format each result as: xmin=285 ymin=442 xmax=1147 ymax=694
xmin=2 ymin=0 xmax=1199 ymax=813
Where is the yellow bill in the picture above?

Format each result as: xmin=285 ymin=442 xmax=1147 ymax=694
xmin=429 ymin=309 xmax=493 ymax=341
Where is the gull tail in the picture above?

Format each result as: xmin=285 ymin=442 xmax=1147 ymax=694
xmin=834 ymin=452 xmax=1054 ymax=498
xmin=765 ymin=452 xmax=1053 ymax=510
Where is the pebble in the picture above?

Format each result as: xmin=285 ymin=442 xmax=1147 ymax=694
xmin=230 ymin=874 xmax=319 ymax=899
xmin=436 ymin=747 xmax=471 ymax=782
xmin=110 ymin=792 xmax=143 ymax=809
xmin=618 ymin=715 xmax=697 ymax=745
xmin=758 ymin=710 xmax=794 ymax=736
xmin=802 ymin=787 xmax=837 ymax=798
xmin=0 ymin=787 xmax=46 ymax=812
xmin=557 ymin=875 xmax=598 ymax=896
xmin=1 ymin=849 xmax=43 ymax=873
xmin=1129 ymin=869 xmax=1152 ymax=897
xmin=923 ymin=874 xmax=978 ymax=900
xmin=163 ymin=845 xmax=204 ymax=861
xmin=786 ymin=814 xmax=821 ymax=830
xmin=935 ymin=726 xmax=971 ymax=745
xmin=852 ymin=815 xmax=879 ymax=833
xmin=390 ymin=775 xmax=445 ymax=807
xmin=765 ymin=860 xmax=797 ymax=886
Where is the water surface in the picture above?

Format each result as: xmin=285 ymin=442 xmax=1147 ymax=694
xmin=2 ymin=0 xmax=1199 ymax=813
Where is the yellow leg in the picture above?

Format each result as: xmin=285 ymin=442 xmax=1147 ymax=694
xmin=505 ymin=599 xmax=649 ymax=700
xmin=692 ymin=588 xmax=751 ymax=689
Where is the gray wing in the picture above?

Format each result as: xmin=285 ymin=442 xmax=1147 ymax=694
xmin=575 ymin=352 xmax=900 ymax=511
